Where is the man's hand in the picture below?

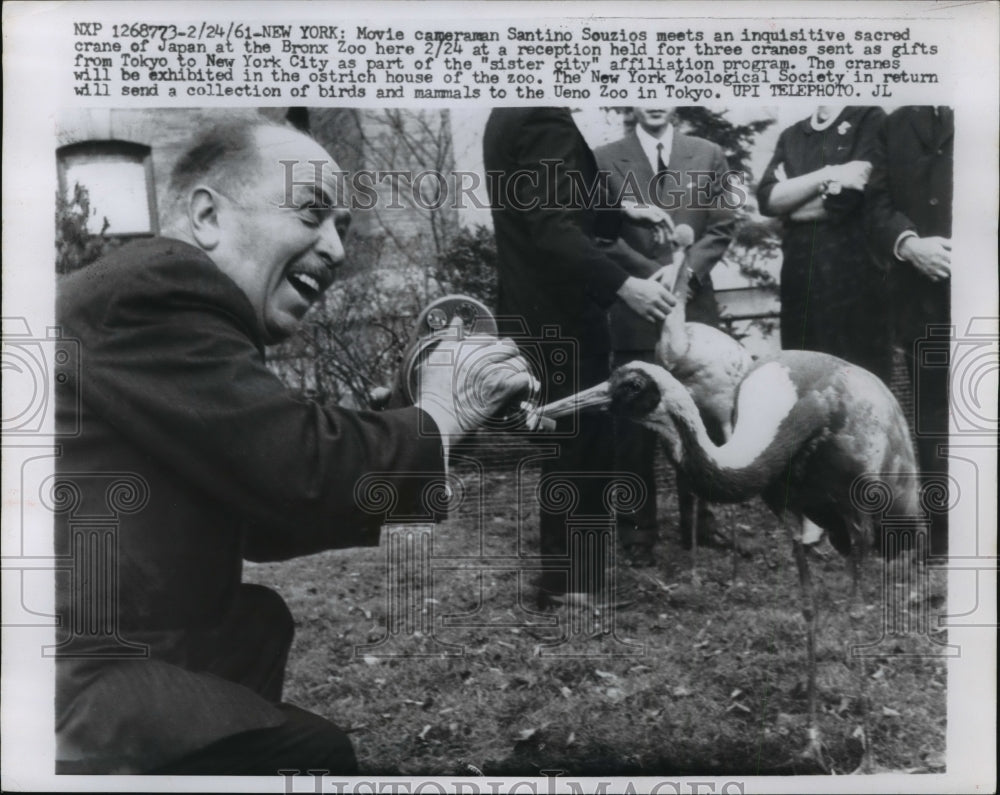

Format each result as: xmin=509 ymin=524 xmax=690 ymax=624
xmin=899 ymin=235 xmax=952 ymax=281
xmin=621 ymin=201 xmax=675 ymax=247
xmin=414 ymin=319 xmax=538 ymax=441
xmin=616 ymin=276 xmax=677 ymax=323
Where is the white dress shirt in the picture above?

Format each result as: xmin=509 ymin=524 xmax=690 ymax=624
xmin=634 ymin=123 xmax=674 ymax=175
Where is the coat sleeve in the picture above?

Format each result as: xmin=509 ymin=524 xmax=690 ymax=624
xmin=507 ymin=108 xmax=631 ymax=307
xmin=598 ymin=237 xmax=663 ymax=278
xmin=756 ymin=128 xmax=787 ymax=217
xmin=61 ymin=256 xmax=446 ymax=560
xmin=593 ymin=141 xmax=668 ymax=278
xmin=684 ymin=143 xmax=737 ymax=282
xmin=865 ymin=114 xmax=917 ymax=260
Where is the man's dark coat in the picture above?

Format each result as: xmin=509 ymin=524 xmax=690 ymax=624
xmin=54 ymin=237 xmax=444 ymax=771
xmin=594 ymin=128 xmax=736 ymax=350
xmin=483 ymin=106 xmax=647 ymax=355
xmin=865 ymin=105 xmax=953 ymax=341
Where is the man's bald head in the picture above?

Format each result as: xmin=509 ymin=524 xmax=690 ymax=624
xmin=163 ymin=118 xmax=288 ymax=230
xmin=160 ymin=118 xmax=351 ymax=344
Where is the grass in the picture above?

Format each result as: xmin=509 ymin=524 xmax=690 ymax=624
xmin=244 ymin=451 xmax=948 ymax=777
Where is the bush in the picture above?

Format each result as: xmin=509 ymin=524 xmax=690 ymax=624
xmin=728 ymin=213 xmax=782 ymax=290
xmin=55 ymin=183 xmax=119 ymax=274
xmin=432 ymin=224 xmax=499 ymax=310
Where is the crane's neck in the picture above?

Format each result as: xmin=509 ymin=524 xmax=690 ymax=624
xmin=659 ymin=373 xmax=822 ymax=502
xmin=670 ymin=254 xmax=692 ymax=298
xmin=658 ymin=259 xmax=690 ymax=365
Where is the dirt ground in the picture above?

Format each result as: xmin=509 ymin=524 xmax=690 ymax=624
xmin=245 ymin=447 xmax=948 ymax=777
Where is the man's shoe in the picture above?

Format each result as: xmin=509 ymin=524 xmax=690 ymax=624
xmin=679 ymin=503 xmax=719 ymax=549
xmin=536 ymin=588 xmax=597 ymax=610
xmin=678 ymin=504 xmax=743 ymax=552
xmin=679 ymin=527 xmax=733 ymax=551
xmin=622 ymin=543 xmax=657 ymax=568
xmin=619 ymin=522 xmax=658 ymax=567
xmin=535 ymin=588 xmax=636 ymax=612
xmin=697 ymin=529 xmax=734 ymax=550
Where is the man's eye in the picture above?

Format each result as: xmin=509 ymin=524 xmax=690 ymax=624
xmin=298 ymin=208 xmax=326 ymax=227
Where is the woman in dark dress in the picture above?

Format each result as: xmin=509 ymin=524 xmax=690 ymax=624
xmin=757 ymin=106 xmax=893 ymax=382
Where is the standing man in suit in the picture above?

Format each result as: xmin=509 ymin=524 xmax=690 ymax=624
xmin=483 ymin=107 xmax=676 ymax=605
xmin=594 ymin=108 xmax=737 ymax=565
xmin=865 ymin=106 xmax=953 ymax=555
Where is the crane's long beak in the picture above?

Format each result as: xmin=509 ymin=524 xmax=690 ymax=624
xmin=535 ymin=381 xmax=611 ymax=420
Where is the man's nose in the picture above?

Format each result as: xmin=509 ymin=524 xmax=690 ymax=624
xmin=316 ymin=218 xmax=346 ymax=270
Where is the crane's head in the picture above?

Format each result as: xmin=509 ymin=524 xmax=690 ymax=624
xmin=607 ymin=363 xmax=662 ymax=419
xmin=536 ymin=361 xmax=689 ymax=458
xmin=534 ymin=364 xmax=658 ymax=421
xmin=608 ymin=362 xmax=690 ymax=459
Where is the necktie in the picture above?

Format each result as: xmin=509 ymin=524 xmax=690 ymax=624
xmin=656 ymin=142 xmax=668 ymax=177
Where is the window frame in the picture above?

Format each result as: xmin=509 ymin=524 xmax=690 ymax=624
xmin=56 ymin=140 xmax=159 ymax=238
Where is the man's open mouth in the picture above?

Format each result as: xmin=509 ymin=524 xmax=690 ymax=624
xmin=287 ymin=271 xmax=324 ymax=301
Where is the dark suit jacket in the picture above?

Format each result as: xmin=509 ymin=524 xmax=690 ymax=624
xmin=484 ymin=107 xmax=652 ymax=357
xmin=594 ymin=128 xmax=736 ymax=349
xmin=54 ymin=237 xmax=445 ymax=771
xmin=865 ymin=106 xmax=953 ymax=337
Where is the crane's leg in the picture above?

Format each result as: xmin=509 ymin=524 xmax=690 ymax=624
xmin=677 ymin=477 xmax=700 ymax=582
xmin=791 ymin=533 xmax=827 ymax=770
xmin=731 ymin=512 xmax=739 ymax=582
xmin=849 ymin=519 xmax=875 ymax=773
xmin=850 ymin=624 xmax=875 ymax=774
xmin=720 ymin=422 xmax=739 ymax=582
xmin=690 ymin=498 xmax=700 ymax=583
xmin=847 ymin=523 xmax=867 ymax=618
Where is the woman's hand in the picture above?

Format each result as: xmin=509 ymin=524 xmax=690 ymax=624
xmin=825 ymin=160 xmax=872 ymax=192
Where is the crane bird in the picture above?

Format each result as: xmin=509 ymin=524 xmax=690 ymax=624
xmin=653 ymin=232 xmax=754 ymax=572
xmin=540 ymin=352 xmax=919 ymax=769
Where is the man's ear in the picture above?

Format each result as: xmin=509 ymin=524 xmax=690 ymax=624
xmin=189 ymin=187 xmax=222 ymax=250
